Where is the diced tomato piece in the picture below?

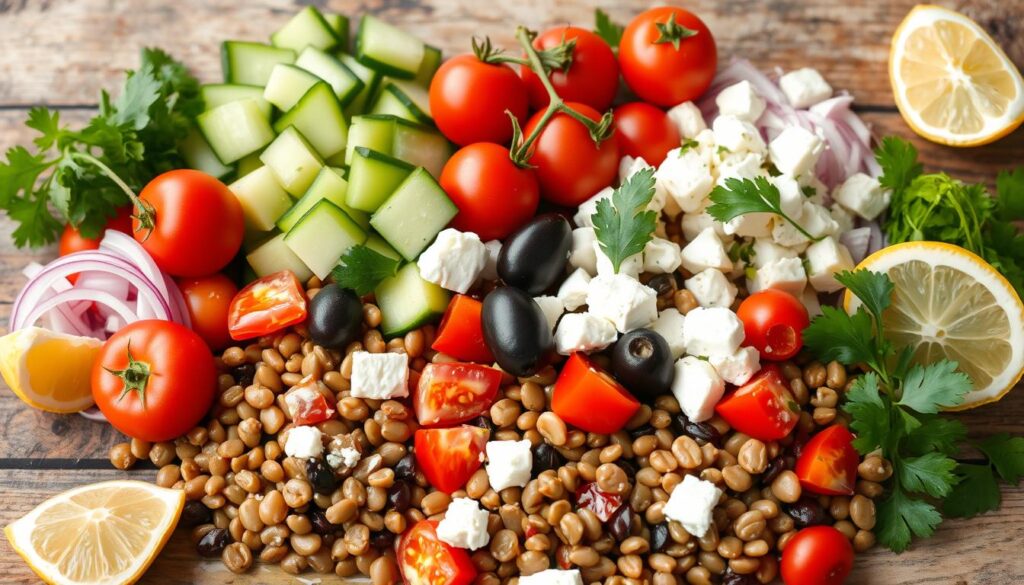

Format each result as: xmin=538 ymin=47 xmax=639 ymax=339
xmin=227 ymin=271 xmax=307 ymax=340
xmin=398 ymin=520 xmax=477 ymax=585
xmin=551 ymin=353 xmax=640 ymax=434
xmin=284 ymin=382 xmax=336 ymax=426
xmin=575 ymin=482 xmax=624 ymax=522
xmin=414 ymin=363 xmax=501 ymax=427
xmin=715 ymin=365 xmax=800 ymax=441
xmin=795 ymin=425 xmax=860 ymax=496
xmin=431 ymin=295 xmax=494 ymax=363
xmin=414 ymin=425 xmax=489 ymax=494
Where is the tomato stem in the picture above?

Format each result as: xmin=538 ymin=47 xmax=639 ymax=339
xmin=653 ymin=12 xmax=699 ymax=50
xmin=104 ymin=341 xmax=152 ymax=408
xmin=67 ymin=150 xmax=156 ymax=239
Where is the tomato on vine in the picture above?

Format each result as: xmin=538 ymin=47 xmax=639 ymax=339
xmin=519 ymin=26 xmax=619 ymax=112
xmin=429 ymin=53 xmax=529 ymax=146
xmin=613 ymin=102 xmax=682 ymax=166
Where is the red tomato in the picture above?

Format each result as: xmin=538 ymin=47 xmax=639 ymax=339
xmin=737 ymin=289 xmax=810 ymax=361
xmin=715 ymin=366 xmax=800 ymax=441
xmin=796 ymin=425 xmax=860 ymax=496
xmin=430 ymin=54 xmax=529 ymax=146
xmin=432 ymin=295 xmax=495 ymax=363
xmin=134 ymin=170 xmax=244 ymax=277
xmin=781 ymin=526 xmax=854 ymax=585
xmin=576 ymin=482 xmax=624 ymax=522
xmin=177 ymin=274 xmax=238 ymax=350
xmin=519 ymin=26 xmax=619 ymax=112
xmin=59 ymin=207 xmax=134 ymax=283
xmin=91 ymin=320 xmax=216 ymax=442
xmin=440 ymin=143 xmax=540 ymax=240
xmin=398 ymin=520 xmax=477 ymax=585
xmin=227 ymin=271 xmax=308 ymax=341
xmin=552 ymin=353 xmax=640 ymax=434
xmin=414 ymin=363 xmax=501 ymax=427
xmin=612 ymin=102 xmax=682 ymax=166
xmin=414 ymin=425 xmax=489 ymax=494
xmin=523 ymin=102 xmax=619 ymax=206
xmin=619 ymin=7 xmax=718 ymax=106
xmin=283 ymin=381 xmax=337 ymax=426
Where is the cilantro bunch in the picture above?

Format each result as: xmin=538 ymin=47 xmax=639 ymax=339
xmin=0 ymin=48 xmax=202 ymax=247
xmin=591 ymin=167 xmax=658 ymax=273
xmin=804 ymin=270 xmax=1024 ymax=552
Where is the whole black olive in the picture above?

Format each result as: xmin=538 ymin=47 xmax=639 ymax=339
xmin=649 ymin=522 xmax=670 ymax=552
xmin=307 ymin=283 xmax=363 ymax=350
xmin=531 ymin=442 xmax=564 ymax=476
xmin=612 ymin=329 xmax=674 ymax=401
xmin=607 ymin=504 xmax=632 ymax=541
xmin=787 ymin=498 xmax=829 ymax=527
xmin=671 ymin=413 xmax=722 ymax=446
xmin=306 ymin=458 xmax=337 ymax=494
xmin=394 ymin=453 xmax=417 ymax=482
xmin=179 ymin=500 xmax=211 ymax=528
xmin=497 ymin=214 xmax=571 ymax=295
xmin=481 ymin=287 xmax=553 ymax=377
xmin=196 ymin=528 xmax=229 ymax=557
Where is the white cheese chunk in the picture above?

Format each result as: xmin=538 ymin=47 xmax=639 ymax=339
xmin=569 ymin=227 xmax=598 ymax=275
xmin=716 ymin=152 xmax=766 ymax=188
xmin=749 ymin=257 xmax=807 ymax=297
xmin=801 ymin=202 xmax=840 ymax=239
xmin=519 ymin=569 xmax=584 ymax=585
xmin=723 ymin=212 xmax=774 ymax=238
xmin=655 ymin=148 xmax=714 ymax=213
xmin=779 ymin=68 xmax=833 ymax=108
xmin=663 ymin=474 xmax=723 ymax=537
xmin=554 ymin=312 xmax=618 ymax=355
xmin=829 ymin=204 xmax=856 ymax=234
xmin=832 ymin=172 xmax=892 ymax=221
xmin=768 ymin=175 xmax=805 ymax=220
xmin=771 ymin=216 xmax=811 ymax=249
xmin=534 ymin=296 xmax=563 ymax=332
xmin=801 ymin=288 xmax=823 ymax=318
xmin=485 ymin=440 xmax=532 ymax=491
xmin=671 ymin=356 xmax=726 ymax=422
xmin=651 ymin=308 xmax=687 ymax=359
xmin=799 ymin=174 xmax=827 ymax=205
xmin=681 ymin=211 xmax=727 ymax=241
xmin=805 ymin=236 xmax=855 ymax=293
xmin=595 ymin=241 xmax=643 ymax=279
xmin=573 ymin=186 xmax=613 ymax=228
xmin=667 ymin=101 xmax=707 ymax=139
xmin=685 ymin=269 xmax=738 ymax=309
xmin=417 ymin=228 xmax=487 ymax=294
xmin=350 ymin=351 xmax=409 ymax=400
xmin=715 ymin=80 xmax=766 ymax=122
xmin=709 ymin=346 xmax=761 ymax=386
xmin=768 ymin=126 xmax=824 ymax=178
xmin=284 ymin=425 xmax=323 ymax=459
xmin=752 ymin=238 xmax=799 ymax=268
xmin=643 ymin=238 xmax=683 ymax=274
xmin=712 ymin=115 xmax=766 ymax=155
xmin=619 ymin=155 xmax=653 ymax=184
xmin=586 ymin=274 xmax=658 ymax=333
xmin=680 ymin=228 xmax=733 ymax=274
xmin=557 ymin=268 xmax=592 ymax=311
xmin=682 ymin=307 xmax=745 ymax=357
xmin=437 ymin=498 xmax=491 ymax=550
xmin=479 ymin=239 xmax=502 ymax=282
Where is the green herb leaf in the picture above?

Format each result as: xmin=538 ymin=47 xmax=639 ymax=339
xmin=903 ymin=414 xmax=967 ymax=456
xmin=897 ymin=361 xmax=972 ymax=413
xmin=843 ymin=373 xmax=891 ymax=454
xmin=707 ymin=177 xmax=820 ymax=242
xmin=996 ymin=167 xmax=1024 ymax=221
xmin=835 ymin=270 xmax=893 ymax=327
xmin=875 ymin=489 xmax=942 ymax=553
xmin=803 ymin=306 xmax=878 ymax=367
xmin=944 ymin=464 xmax=1001 ymax=518
xmin=978 ymin=434 xmax=1024 ymax=484
xmin=331 ymin=246 xmax=401 ymax=296
xmin=593 ymin=9 xmax=624 ymax=49
xmin=591 ymin=167 xmax=657 ymax=274
xmin=898 ymin=452 xmax=960 ymax=498
xmin=875 ymin=136 xmax=922 ymax=195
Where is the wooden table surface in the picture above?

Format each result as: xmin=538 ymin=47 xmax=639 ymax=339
xmin=1 ymin=0 xmax=1023 ymax=583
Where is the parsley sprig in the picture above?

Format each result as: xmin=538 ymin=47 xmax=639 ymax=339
xmin=593 ymin=9 xmax=624 ymax=49
xmin=331 ymin=245 xmax=401 ymax=296
xmin=591 ymin=167 xmax=657 ymax=274
xmin=706 ymin=177 xmax=824 ymax=242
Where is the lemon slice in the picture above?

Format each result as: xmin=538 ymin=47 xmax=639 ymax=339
xmin=846 ymin=242 xmax=1024 ymax=409
xmin=5 ymin=481 xmax=184 ymax=585
xmin=0 ymin=327 xmax=101 ymax=413
xmin=889 ymin=4 xmax=1024 ymax=146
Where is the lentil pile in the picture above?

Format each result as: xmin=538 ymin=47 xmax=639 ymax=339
xmin=109 ymin=275 xmax=887 ymax=584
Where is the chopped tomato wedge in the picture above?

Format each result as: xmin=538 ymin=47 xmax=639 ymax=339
xmin=414 ymin=363 xmax=501 ymax=427
xmin=414 ymin=425 xmax=489 ymax=494
xmin=284 ymin=382 xmax=336 ymax=426
xmin=795 ymin=425 xmax=860 ymax=496
xmin=552 ymin=353 xmax=640 ymax=434
xmin=715 ymin=365 xmax=799 ymax=441
xmin=398 ymin=520 xmax=477 ymax=585
xmin=227 ymin=271 xmax=307 ymax=340
xmin=575 ymin=482 xmax=624 ymax=522
xmin=431 ymin=295 xmax=494 ymax=363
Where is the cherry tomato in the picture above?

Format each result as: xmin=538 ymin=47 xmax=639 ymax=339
xmin=398 ymin=520 xmax=477 ymax=585
xmin=431 ymin=295 xmax=495 ymax=363
xmin=715 ymin=366 xmax=799 ymax=441
xmin=430 ymin=54 xmax=529 ymax=146
xmin=134 ymin=169 xmax=244 ymax=277
xmin=551 ymin=353 xmax=640 ymax=434
xmin=737 ymin=289 xmax=810 ymax=361
xmin=91 ymin=320 xmax=216 ymax=442
xmin=59 ymin=206 xmax=135 ymax=283
xmin=227 ymin=271 xmax=308 ymax=341
xmin=177 ymin=274 xmax=238 ymax=350
xmin=283 ymin=380 xmax=336 ymax=426
xmin=619 ymin=7 xmax=718 ymax=107
xmin=612 ymin=102 xmax=682 ymax=166
xmin=523 ymin=102 xmax=619 ymax=207
xmin=414 ymin=363 xmax=501 ymax=427
xmin=781 ymin=526 xmax=855 ymax=585
xmin=519 ymin=26 xmax=619 ymax=112
xmin=796 ymin=425 xmax=860 ymax=496
xmin=576 ymin=482 xmax=625 ymax=522
xmin=414 ymin=425 xmax=489 ymax=494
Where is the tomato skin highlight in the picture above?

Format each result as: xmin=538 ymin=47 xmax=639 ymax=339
xmin=737 ymin=289 xmax=810 ymax=361
xmin=432 ymin=295 xmax=495 ymax=364
xmin=552 ymin=353 xmax=640 ymax=434
xmin=520 ymin=26 xmax=619 ymax=112
xmin=781 ymin=526 xmax=855 ymax=585
xmin=715 ymin=366 xmax=800 ymax=441
xmin=227 ymin=271 xmax=308 ymax=341
xmin=398 ymin=520 xmax=477 ymax=585
xmin=795 ymin=425 xmax=860 ymax=496
xmin=612 ymin=102 xmax=682 ymax=166
xmin=414 ymin=363 xmax=501 ymax=427
xmin=414 ymin=425 xmax=489 ymax=494
xmin=430 ymin=55 xmax=529 ymax=146
xmin=177 ymin=273 xmax=238 ymax=350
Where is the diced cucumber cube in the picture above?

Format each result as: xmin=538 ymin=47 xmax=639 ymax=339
xmin=370 ymin=167 xmax=458 ymax=261
xmin=346 ymin=147 xmax=414 ymax=212
xmin=260 ymin=127 xmax=324 ymax=197
xmin=323 ymin=13 xmax=350 ymax=49
xmin=370 ymin=79 xmax=432 ymax=124
xmin=364 ymin=233 xmax=401 ymax=260
xmin=355 ymin=15 xmax=426 ymax=79
xmin=413 ymin=45 xmax=442 ymax=87
xmin=236 ymin=152 xmax=263 ymax=179
xmin=295 ymin=47 xmax=363 ymax=106
xmin=345 ymin=115 xmax=396 ymax=166
xmin=375 ymin=263 xmax=450 ymax=337
xmin=392 ymin=119 xmax=452 ymax=178
xmin=263 ymin=64 xmax=322 ymax=112
xmin=200 ymin=84 xmax=272 ymax=119
xmin=284 ymin=200 xmax=367 ymax=279
xmin=339 ymin=53 xmax=381 ymax=115
xmin=247 ymin=233 xmax=313 ymax=282
xmin=179 ymin=127 xmax=233 ymax=179
xmin=229 ymin=166 xmax=294 ymax=232
xmin=274 ymin=82 xmax=348 ymax=160
xmin=271 ymin=6 xmax=339 ymax=53
xmin=278 ymin=167 xmax=368 ymax=232
xmin=197 ymin=99 xmax=276 ymax=164
xmin=221 ymin=41 xmax=296 ymax=86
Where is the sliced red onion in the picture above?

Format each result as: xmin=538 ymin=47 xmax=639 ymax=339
xmin=79 ymin=407 xmax=108 ymax=422
xmin=840 ymin=227 xmax=873 ymax=264
xmin=20 ymin=289 xmax=139 ymax=333
xmin=162 ymin=272 xmax=191 ymax=328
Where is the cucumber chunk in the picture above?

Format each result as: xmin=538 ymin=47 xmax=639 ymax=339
xmin=364 ymin=233 xmax=401 ymax=260
xmin=375 ymin=263 xmax=450 ymax=337
xmin=271 ymin=6 xmax=339 ymax=53
xmin=345 ymin=115 xmax=396 ymax=166
xmin=295 ymin=47 xmax=363 ymax=106
xmin=260 ymin=127 xmax=324 ymax=196
xmin=247 ymin=233 xmax=313 ymax=282
xmin=263 ymin=64 xmax=322 ymax=112
xmin=236 ymin=152 xmax=263 ymax=179
xmin=392 ymin=119 xmax=452 ymax=178
xmin=197 ymin=99 xmax=276 ymax=164
xmin=274 ymin=82 xmax=349 ymax=159
xmin=355 ymin=15 xmax=426 ymax=79
xmin=370 ymin=167 xmax=458 ymax=261
xmin=323 ymin=13 xmax=350 ymax=49
xmin=284 ymin=200 xmax=367 ymax=279
xmin=179 ymin=127 xmax=233 ymax=179
xmin=346 ymin=147 xmax=415 ymax=212
xmin=200 ymin=84 xmax=272 ymax=119
xmin=229 ymin=166 xmax=294 ymax=232
xmin=339 ymin=53 xmax=381 ymax=115
xmin=221 ymin=41 xmax=296 ymax=86
xmin=413 ymin=45 xmax=443 ymax=87
xmin=278 ymin=167 xmax=369 ymax=232
xmin=370 ymin=78 xmax=432 ymax=124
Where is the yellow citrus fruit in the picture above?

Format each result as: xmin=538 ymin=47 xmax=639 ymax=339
xmin=889 ymin=4 xmax=1024 ymax=146
xmin=846 ymin=241 xmax=1024 ymax=410
xmin=0 ymin=327 xmax=101 ymax=413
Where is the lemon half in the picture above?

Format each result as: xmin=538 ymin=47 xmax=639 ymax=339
xmin=0 ymin=327 xmax=101 ymax=413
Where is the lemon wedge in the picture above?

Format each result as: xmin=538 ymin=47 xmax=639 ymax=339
xmin=0 ymin=327 xmax=101 ymax=413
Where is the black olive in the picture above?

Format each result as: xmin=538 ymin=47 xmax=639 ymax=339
xmin=196 ymin=528 xmax=229 ymax=557
xmin=607 ymin=504 xmax=632 ymax=541
xmin=628 ymin=424 xmax=656 ymax=440
xmin=787 ymin=498 xmax=829 ymax=527
xmin=370 ymin=530 xmax=395 ymax=549
xmin=306 ymin=458 xmax=337 ymax=494
xmin=394 ymin=454 xmax=417 ymax=482
xmin=388 ymin=480 xmax=412 ymax=513
xmin=232 ymin=363 xmax=255 ymax=387
xmin=761 ymin=456 xmax=788 ymax=484
xmin=612 ymin=329 xmax=674 ymax=402
xmin=179 ymin=500 xmax=210 ymax=528
xmin=649 ymin=522 xmax=670 ymax=552
xmin=309 ymin=508 xmax=334 ymax=535
xmin=531 ymin=442 xmax=564 ymax=476
xmin=481 ymin=287 xmax=553 ymax=377
xmin=722 ymin=571 xmax=760 ymax=585
xmin=497 ymin=214 xmax=571 ymax=295
xmin=646 ymin=273 xmax=677 ymax=298
xmin=671 ymin=413 xmax=722 ymax=446
xmin=307 ymin=284 xmax=363 ymax=350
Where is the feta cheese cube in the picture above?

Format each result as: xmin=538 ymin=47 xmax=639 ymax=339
xmin=569 ymin=227 xmax=598 ymax=275
xmin=350 ymin=351 xmax=409 ymax=399
xmin=437 ymin=498 xmax=491 ymax=550
xmin=485 ymin=440 xmax=532 ymax=491
xmin=554 ymin=312 xmax=618 ymax=355
xmin=832 ymin=173 xmax=892 ymax=221
xmin=768 ymin=127 xmax=824 ymax=177
xmin=619 ymin=155 xmax=653 ymax=183
xmin=771 ymin=216 xmax=811 ymax=249
xmin=663 ymin=474 xmax=723 ymax=537
xmin=534 ymin=296 xmax=563 ymax=332
xmin=682 ymin=307 xmax=745 ymax=357
xmin=643 ymin=238 xmax=683 ymax=274
xmin=723 ymin=212 xmax=773 ymax=238
xmin=671 ymin=356 xmax=726 ymax=422
xmin=417 ymin=228 xmax=487 ymax=294
xmin=801 ymin=202 xmax=840 ymax=239
xmin=768 ymin=175 xmax=805 ymax=220
xmin=519 ymin=569 xmax=584 ymax=585
xmin=798 ymin=174 xmax=827 ymax=205
xmin=829 ymin=204 xmax=856 ymax=234
xmin=480 ymin=239 xmax=502 ymax=282
xmin=573 ymin=186 xmax=613 ymax=228
xmin=716 ymin=152 xmax=766 ymax=188
xmin=586 ymin=274 xmax=658 ymax=333
xmin=655 ymin=148 xmax=714 ymax=213
xmin=667 ymin=101 xmax=707 ymax=139
xmin=681 ymin=211 xmax=728 ymax=241
xmin=715 ymin=80 xmax=766 ymax=122
xmin=749 ymin=257 xmax=807 ymax=297
xmin=284 ymin=425 xmax=323 ymax=459
xmin=595 ymin=241 xmax=643 ymax=279
xmin=558 ymin=268 xmax=592 ymax=311
xmin=651 ymin=308 xmax=687 ymax=359
xmin=779 ymin=68 xmax=833 ymax=108
xmin=680 ymin=228 xmax=733 ymax=274
xmin=805 ymin=236 xmax=855 ymax=293
xmin=709 ymin=346 xmax=761 ymax=386
xmin=684 ymin=268 xmax=738 ymax=309
xmin=712 ymin=115 xmax=766 ymax=155
xmin=801 ymin=288 xmax=823 ymax=318
xmin=752 ymin=238 xmax=799 ymax=268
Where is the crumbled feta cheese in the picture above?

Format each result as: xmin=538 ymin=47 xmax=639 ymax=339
xmin=655 ymin=148 xmax=714 ymax=213
xmin=681 ymin=211 xmax=728 ymax=241
xmin=771 ymin=216 xmax=811 ymax=249
xmin=829 ymin=204 xmax=856 ymax=234
xmin=534 ymin=296 xmax=563 ymax=332
xmin=715 ymin=80 xmax=766 ymax=122
xmin=716 ymin=152 xmax=766 ymax=191
xmin=768 ymin=126 xmax=824 ymax=177
xmin=327 ymin=444 xmax=361 ymax=470
xmin=284 ymin=425 xmax=323 ymax=459
xmin=779 ymin=68 xmax=833 ymax=108
xmin=749 ymin=257 xmax=807 ymax=297
xmin=650 ymin=309 xmax=687 ymax=359
xmin=671 ymin=356 xmax=726 ymax=422
xmin=709 ymin=346 xmax=761 ymax=386
xmin=723 ymin=211 xmax=773 ymax=238
xmin=799 ymin=174 xmax=828 ymax=205
xmin=752 ymin=238 xmax=799 ymax=268
xmin=479 ymin=240 xmax=502 ymax=282
xmin=595 ymin=241 xmax=643 ymax=279
xmin=667 ymin=101 xmax=707 ymax=139
xmin=554 ymin=312 xmax=618 ymax=355
xmin=643 ymin=238 xmax=683 ymax=274
xmin=619 ymin=155 xmax=653 ymax=183
xmin=569 ymin=227 xmax=598 ymax=275
xmin=685 ymin=269 xmax=738 ymax=309
xmin=573 ymin=186 xmax=613 ymax=228
xmin=663 ymin=474 xmax=724 ymax=537
xmin=680 ymin=228 xmax=733 ymax=274
xmin=801 ymin=288 xmax=823 ymax=318
xmin=682 ymin=307 xmax=745 ymax=357
xmin=557 ymin=268 xmax=592 ymax=311
xmin=485 ymin=440 xmax=532 ymax=491
xmin=586 ymin=274 xmax=658 ymax=333
xmin=712 ymin=116 xmax=766 ymax=155
xmin=832 ymin=173 xmax=892 ymax=221
xmin=437 ymin=498 xmax=491 ymax=550
xmin=800 ymin=202 xmax=840 ymax=239
xmin=350 ymin=351 xmax=409 ymax=399
xmin=417 ymin=228 xmax=487 ymax=294
xmin=805 ymin=236 xmax=855 ymax=293
xmin=768 ymin=175 xmax=805 ymax=220
xmin=519 ymin=569 xmax=584 ymax=585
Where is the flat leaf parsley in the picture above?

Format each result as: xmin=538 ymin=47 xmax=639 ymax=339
xmin=706 ymin=177 xmax=824 ymax=242
xmin=331 ymin=245 xmax=401 ymax=296
xmin=591 ymin=167 xmax=658 ymax=274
